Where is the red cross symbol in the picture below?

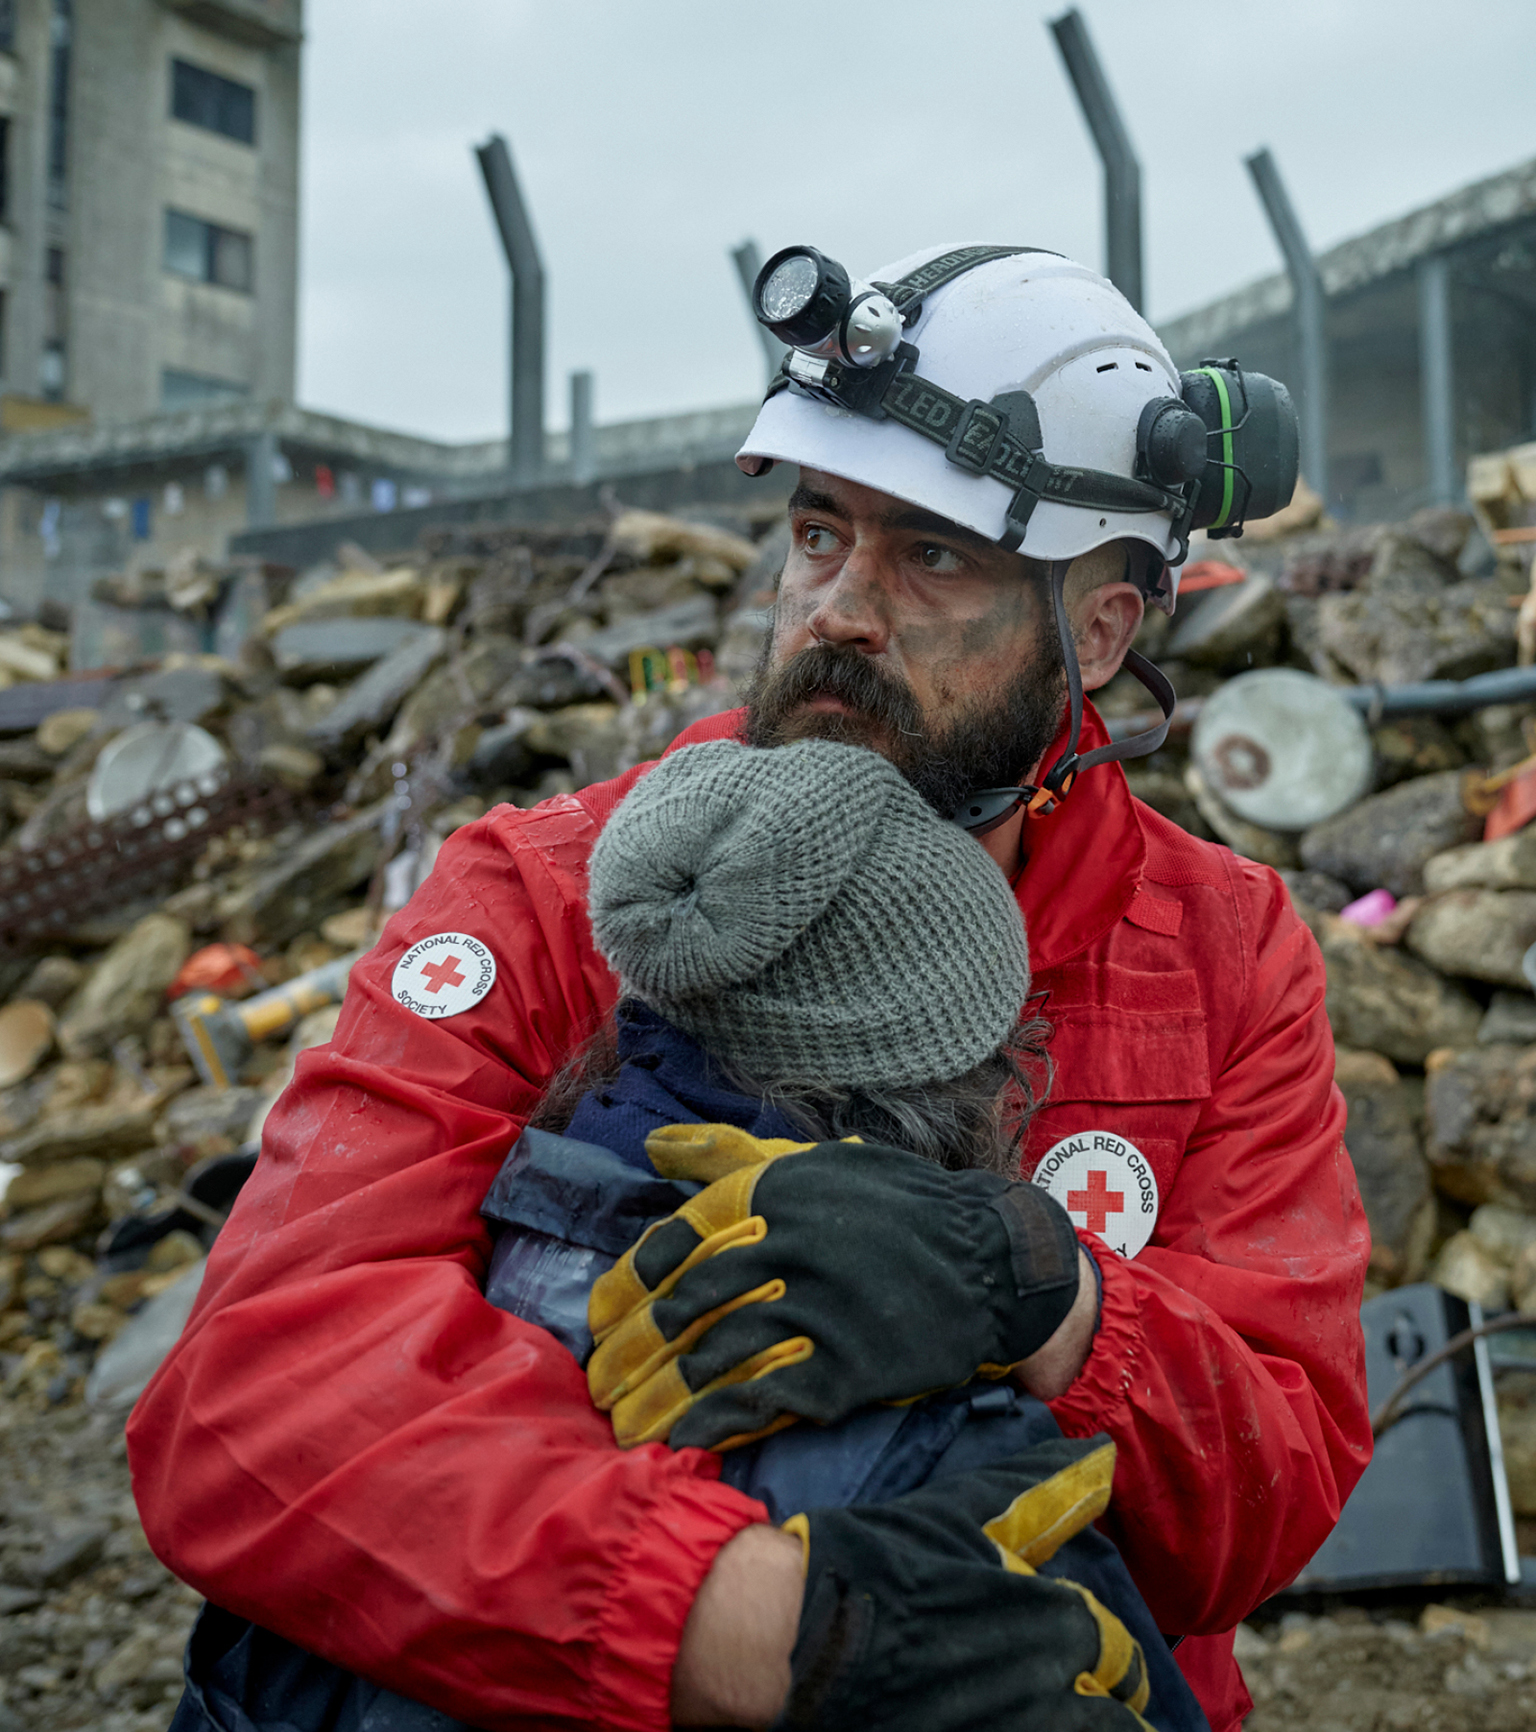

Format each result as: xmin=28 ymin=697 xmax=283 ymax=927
xmin=1067 ymin=1169 xmax=1125 ymax=1234
xmin=419 ymin=954 xmax=466 ymax=995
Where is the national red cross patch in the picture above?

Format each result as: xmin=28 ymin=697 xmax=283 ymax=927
xmin=1030 ymin=1131 xmax=1160 ymax=1259
xmin=390 ymin=932 xmax=497 ymax=1020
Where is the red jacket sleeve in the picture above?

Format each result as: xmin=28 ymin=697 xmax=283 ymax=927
xmin=1048 ymin=857 xmax=1372 ymax=1636
xmin=126 ymin=798 xmax=766 ymax=1732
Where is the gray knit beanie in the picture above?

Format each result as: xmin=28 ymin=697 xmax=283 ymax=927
xmin=587 ymin=739 xmax=1030 ymax=1089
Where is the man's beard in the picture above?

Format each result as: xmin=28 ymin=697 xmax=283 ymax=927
xmin=743 ymin=631 xmax=1067 ymax=819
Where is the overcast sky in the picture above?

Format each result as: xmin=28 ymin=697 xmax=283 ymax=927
xmin=295 ymin=0 xmax=1536 ymax=445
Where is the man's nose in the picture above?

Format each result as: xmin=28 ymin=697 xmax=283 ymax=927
xmin=804 ymin=549 xmax=891 ymax=654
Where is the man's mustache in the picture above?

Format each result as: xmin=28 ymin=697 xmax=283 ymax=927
xmin=749 ymin=644 xmax=925 ymax=741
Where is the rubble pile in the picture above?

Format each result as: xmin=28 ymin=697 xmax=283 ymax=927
xmin=6 ymin=460 xmax=1536 ymax=1722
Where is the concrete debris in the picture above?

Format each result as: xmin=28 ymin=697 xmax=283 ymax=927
xmin=1299 ymin=770 xmax=1483 ymax=897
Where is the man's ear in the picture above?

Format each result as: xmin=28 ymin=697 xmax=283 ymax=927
xmin=1063 ymin=545 xmax=1145 ymax=693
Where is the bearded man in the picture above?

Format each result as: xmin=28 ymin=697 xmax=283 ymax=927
xmin=130 ymin=247 xmax=1371 ymax=1732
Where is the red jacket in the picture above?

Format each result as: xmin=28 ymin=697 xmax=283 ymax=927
xmin=128 ymin=705 xmax=1371 ymax=1732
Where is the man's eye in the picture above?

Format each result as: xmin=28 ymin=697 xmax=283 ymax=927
xmin=916 ymin=543 xmax=963 ymax=572
xmin=802 ymin=524 xmax=839 ymax=553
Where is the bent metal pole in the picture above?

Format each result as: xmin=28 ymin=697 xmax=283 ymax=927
xmin=475 ymin=133 xmax=546 ymax=487
xmin=1246 ymin=147 xmax=1328 ymax=507
xmin=1049 ymin=8 xmax=1143 ymax=314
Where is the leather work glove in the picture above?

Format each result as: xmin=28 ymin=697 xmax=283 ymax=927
xmin=587 ymin=1122 xmax=1081 ymax=1450
xmin=777 ymin=1435 xmax=1151 ymax=1732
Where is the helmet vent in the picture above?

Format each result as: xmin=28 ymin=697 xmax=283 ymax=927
xmin=1134 ymin=362 xmax=1153 ymax=372
xmin=1096 ymin=361 xmax=1119 ymax=373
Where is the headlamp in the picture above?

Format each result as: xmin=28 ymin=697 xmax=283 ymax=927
xmin=753 ymin=245 xmax=904 ymax=370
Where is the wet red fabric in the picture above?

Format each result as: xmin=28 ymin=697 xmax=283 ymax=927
xmin=128 ymin=704 xmax=1370 ymax=1732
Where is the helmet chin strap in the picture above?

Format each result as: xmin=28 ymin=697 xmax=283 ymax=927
xmin=954 ymin=559 xmax=1176 ymax=835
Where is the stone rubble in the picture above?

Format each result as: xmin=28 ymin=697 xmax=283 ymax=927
xmin=4 ymin=476 xmax=1536 ymax=1725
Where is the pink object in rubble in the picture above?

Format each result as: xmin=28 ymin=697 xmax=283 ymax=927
xmin=1339 ymin=888 xmax=1397 ymax=928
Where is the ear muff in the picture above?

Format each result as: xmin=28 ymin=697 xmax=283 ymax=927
xmin=1135 ymin=398 xmax=1207 ymax=488
xmin=1179 ymin=360 xmax=1300 ymax=537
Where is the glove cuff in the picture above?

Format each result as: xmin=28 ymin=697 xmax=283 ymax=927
xmin=986 ymin=1183 xmax=1083 ymax=1365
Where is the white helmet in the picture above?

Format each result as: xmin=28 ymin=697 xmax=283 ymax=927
xmin=735 ymin=241 xmax=1298 ymax=827
xmin=739 ymin=245 xmax=1191 ymax=611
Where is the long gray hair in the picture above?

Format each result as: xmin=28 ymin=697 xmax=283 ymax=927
xmin=534 ymin=1003 xmax=1052 ymax=1177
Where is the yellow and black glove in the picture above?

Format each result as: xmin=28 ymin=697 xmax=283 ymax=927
xmin=776 ymin=1434 xmax=1151 ymax=1732
xmin=587 ymin=1123 xmax=1081 ymax=1451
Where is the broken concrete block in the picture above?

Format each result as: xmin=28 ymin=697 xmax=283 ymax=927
xmin=576 ymin=596 xmax=719 ymax=670
xmin=1407 ymin=890 xmax=1536 ymax=988
xmin=1317 ymin=916 xmax=1481 ymax=1065
xmin=1336 ymin=1049 xmax=1432 ymax=1285
xmin=262 ymin=565 xmax=426 ymax=635
xmin=1317 ymin=578 xmax=1518 ymax=686
xmin=57 ymin=914 xmax=192 ymax=1058
xmin=1425 ymin=1044 xmax=1536 ymax=1208
xmin=610 ymin=510 xmax=756 ymax=571
xmin=1479 ymin=991 xmax=1536 ymax=1046
xmin=218 ymin=803 xmax=386 ymax=947
xmin=306 ymin=624 xmax=447 ymax=749
xmin=1424 ymin=829 xmax=1536 ymax=894
xmin=1300 ymin=771 xmax=1482 ymax=897
xmin=1165 ymin=572 xmax=1285 ymax=670
xmin=271 ymin=619 xmax=427 ymax=682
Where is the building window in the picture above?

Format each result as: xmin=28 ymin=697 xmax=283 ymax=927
xmin=40 ymin=342 xmax=65 ymax=400
xmin=161 ymin=367 xmax=249 ymax=410
xmin=170 ymin=59 xmax=256 ymax=146
xmin=47 ymin=0 xmax=71 ymax=209
xmin=0 ymin=1 xmax=16 ymax=55
xmin=164 ymin=209 xmax=253 ymax=293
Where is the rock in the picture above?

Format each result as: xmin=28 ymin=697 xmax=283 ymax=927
xmin=256 ymin=742 xmax=324 ymax=790
xmin=218 ymin=802 xmax=387 ymax=948
xmin=1182 ymin=765 xmax=1298 ymax=868
xmin=1164 ymin=573 xmax=1285 ymax=670
xmin=93 ymin=1629 xmax=160 ymax=1693
xmin=0 ymin=1191 xmax=98 ymax=1251
xmin=2 ymin=1156 xmax=105 ymax=1211
xmin=716 ymin=604 xmax=773 ymax=692
xmin=98 ymin=664 xmax=228 ymax=730
xmin=1467 ymin=1201 xmax=1536 ymax=1265
xmin=1425 ymin=1045 xmax=1536 ymax=1207
xmin=262 ymin=565 xmax=425 ymax=636
xmin=609 ymin=510 xmax=757 ymax=571
xmin=1370 ymin=715 xmax=1466 ymax=788
xmin=599 ymin=564 xmax=709 ymax=621
xmin=34 ymin=707 xmax=99 ymax=756
xmin=520 ymin=704 xmax=627 ymax=786
xmin=19 ymin=954 xmax=85 ymax=1009
xmin=380 ymin=637 xmax=525 ymax=762
xmin=1459 ymin=701 xmax=1536 ymax=770
xmin=271 ymin=618 xmax=427 ymax=682
xmin=1299 ymin=771 xmax=1481 ymax=897
xmin=465 ymin=711 xmax=539 ymax=789
xmin=305 ymin=624 xmax=448 ymax=749
xmin=1513 ymin=1240 xmax=1536 ymax=1312
xmin=1316 ymin=916 xmax=1481 ymax=1064
xmin=1316 ymin=577 xmax=1517 ymax=686
xmin=30 ymin=1524 xmax=108 ymax=1589
xmin=1479 ymin=990 xmax=1536 ymax=1046
xmin=576 ymin=596 xmax=719 ymax=671
xmin=1405 ymin=506 xmax=1475 ymax=566
xmin=494 ymin=652 xmax=614 ymax=712
xmin=1276 ymin=867 xmax=1352 ymax=915
xmin=1335 ymin=1050 xmax=1432 ymax=1284
xmin=85 ymin=1257 xmax=205 ymax=1412
xmin=1432 ymin=1229 xmax=1510 ymax=1309
xmin=0 ymin=999 xmax=53 ymax=1087
xmin=157 ymin=1085 xmax=262 ymax=1150
xmin=57 ymin=914 xmax=192 ymax=1059
xmin=1424 ymin=828 xmax=1536 ymax=893
xmin=319 ymin=906 xmax=377 ymax=951
xmin=1500 ymin=1389 xmax=1536 ymax=1513
xmin=1407 ymin=890 xmax=1536 ymax=987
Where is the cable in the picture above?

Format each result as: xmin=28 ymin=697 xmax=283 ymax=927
xmin=1371 ymin=1313 xmax=1534 ymax=1437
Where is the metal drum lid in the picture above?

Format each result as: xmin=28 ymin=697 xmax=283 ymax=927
xmin=1190 ymin=668 xmax=1373 ymax=831
xmin=86 ymin=720 xmax=228 ymax=821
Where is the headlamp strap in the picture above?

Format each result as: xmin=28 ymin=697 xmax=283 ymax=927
xmin=880 ymin=245 xmax=1051 ymax=322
